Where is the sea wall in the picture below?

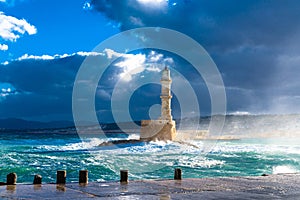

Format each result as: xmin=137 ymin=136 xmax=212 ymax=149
xmin=0 ymin=173 xmax=299 ymax=199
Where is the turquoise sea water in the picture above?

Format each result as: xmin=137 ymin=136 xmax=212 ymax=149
xmin=0 ymin=132 xmax=299 ymax=183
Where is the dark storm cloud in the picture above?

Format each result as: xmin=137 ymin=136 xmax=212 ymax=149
xmin=0 ymin=55 xmax=84 ymax=120
xmin=90 ymin=0 xmax=300 ymax=49
xmin=90 ymin=0 xmax=300 ymax=113
xmin=0 ymin=57 xmax=81 ymax=95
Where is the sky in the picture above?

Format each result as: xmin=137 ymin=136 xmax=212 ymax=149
xmin=0 ymin=0 xmax=300 ymax=122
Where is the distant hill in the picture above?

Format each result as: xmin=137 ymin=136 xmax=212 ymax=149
xmin=0 ymin=118 xmax=141 ymax=131
xmin=0 ymin=118 xmax=74 ymax=130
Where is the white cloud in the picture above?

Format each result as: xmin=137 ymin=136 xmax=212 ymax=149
xmin=104 ymin=48 xmax=124 ymax=59
xmin=83 ymin=2 xmax=92 ymax=10
xmin=136 ymin=0 xmax=168 ymax=9
xmin=0 ymin=12 xmax=37 ymax=50
xmin=104 ymin=48 xmax=146 ymax=81
xmin=145 ymin=51 xmax=173 ymax=72
xmin=0 ymin=12 xmax=37 ymax=41
xmin=76 ymin=51 xmax=104 ymax=57
xmin=148 ymin=50 xmax=163 ymax=62
xmin=17 ymin=54 xmax=54 ymax=61
xmin=163 ymin=57 xmax=174 ymax=64
xmin=116 ymin=53 xmax=146 ymax=82
xmin=104 ymin=48 xmax=174 ymax=81
xmin=0 ymin=51 xmax=103 ymax=64
xmin=146 ymin=65 xmax=161 ymax=72
xmin=0 ymin=44 xmax=8 ymax=51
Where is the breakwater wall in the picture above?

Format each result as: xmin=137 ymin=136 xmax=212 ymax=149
xmin=0 ymin=170 xmax=299 ymax=199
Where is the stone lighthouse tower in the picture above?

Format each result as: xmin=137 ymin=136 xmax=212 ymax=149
xmin=160 ymin=67 xmax=172 ymax=121
xmin=140 ymin=67 xmax=177 ymax=141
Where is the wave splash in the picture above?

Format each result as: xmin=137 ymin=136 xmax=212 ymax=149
xmin=272 ymin=165 xmax=299 ymax=174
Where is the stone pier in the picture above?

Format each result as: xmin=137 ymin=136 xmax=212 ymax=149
xmin=1 ymin=174 xmax=299 ymax=199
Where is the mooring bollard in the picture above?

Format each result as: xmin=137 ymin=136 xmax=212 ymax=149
xmin=56 ymin=170 xmax=66 ymax=184
xmin=120 ymin=170 xmax=128 ymax=183
xmin=33 ymin=174 xmax=42 ymax=184
xmin=79 ymin=170 xmax=88 ymax=184
xmin=6 ymin=173 xmax=17 ymax=185
xmin=174 ymin=168 xmax=182 ymax=180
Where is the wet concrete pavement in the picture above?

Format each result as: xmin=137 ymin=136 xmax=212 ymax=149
xmin=0 ymin=174 xmax=299 ymax=199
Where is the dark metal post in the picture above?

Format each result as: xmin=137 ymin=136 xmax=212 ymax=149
xmin=174 ymin=168 xmax=182 ymax=180
xmin=79 ymin=170 xmax=88 ymax=184
xmin=33 ymin=174 xmax=42 ymax=184
xmin=120 ymin=170 xmax=128 ymax=183
xmin=56 ymin=170 xmax=66 ymax=184
xmin=6 ymin=173 xmax=17 ymax=185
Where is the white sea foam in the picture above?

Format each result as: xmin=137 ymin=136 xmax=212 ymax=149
xmin=115 ymin=140 xmax=203 ymax=155
xmin=178 ymin=156 xmax=224 ymax=168
xmin=84 ymin=139 xmax=224 ymax=175
xmin=272 ymin=165 xmax=298 ymax=174
xmin=36 ymin=138 xmax=104 ymax=151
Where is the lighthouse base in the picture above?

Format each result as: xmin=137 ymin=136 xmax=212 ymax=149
xmin=140 ymin=120 xmax=176 ymax=141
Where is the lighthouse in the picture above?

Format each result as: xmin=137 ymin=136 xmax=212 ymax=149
xmin=160 ymin=67 xmax=172 ymax=121
xmin=140 ymin=67 xmax=177 ymax=141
